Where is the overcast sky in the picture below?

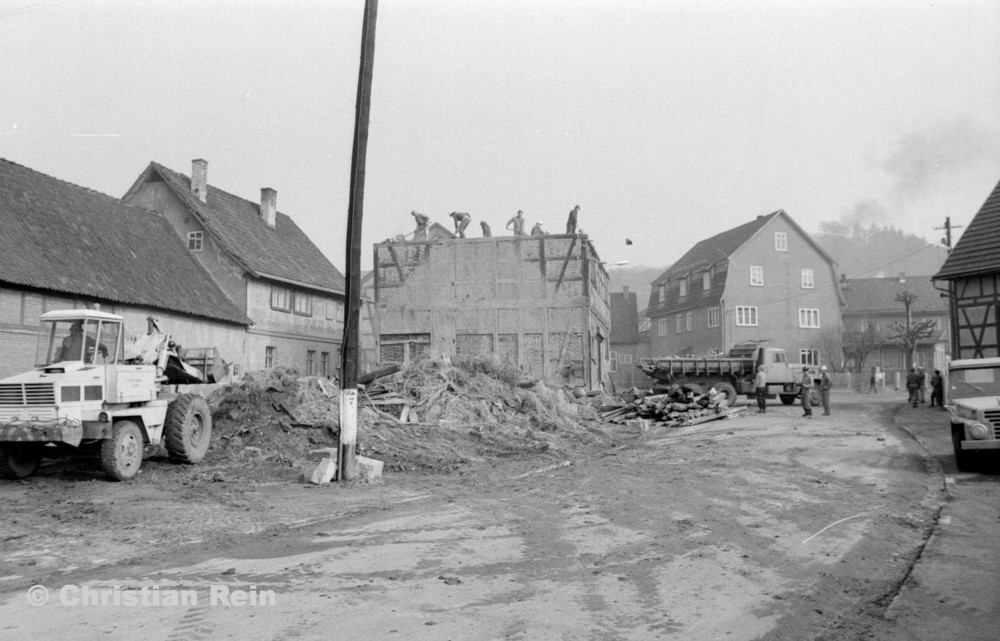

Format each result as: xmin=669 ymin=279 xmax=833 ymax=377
xmin=3 ymin=0 xmax=999 ymax=274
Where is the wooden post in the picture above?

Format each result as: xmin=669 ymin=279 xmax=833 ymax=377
xmin=340 ymin=0 xmax=378 ymax=482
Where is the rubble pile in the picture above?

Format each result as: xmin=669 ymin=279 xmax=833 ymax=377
xmin=599 ymin=384 xmax=744 ymax=427
xmin=202 ymin=357 xmax=606 ymax=477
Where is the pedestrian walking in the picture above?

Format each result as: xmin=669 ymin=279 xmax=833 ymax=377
xmin=819 ymin=366 xmax=833 ymax=415
xmin=905 ymin=367 xmax=920 ymax=408
xmin=868 ymin=367 xmax=877 ymax=394
xmin=930 ymin=369 xmax=945 ymax=408
xmin=566 ymin=205 xmax=579 ymax=234
xmin=450 ymin=211 xmax=471 ymax=238
xmin=800 ymin=367 xmax=813 ymax=418
xmin=754 ymin=365 xmax=767 ymax=413
xmin=505 ymin=210 xmax=526 ymax=236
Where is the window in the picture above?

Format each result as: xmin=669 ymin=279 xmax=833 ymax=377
xmin=321 ymin=352 xmax=330 ymax=377
xmin=326 ymin=300 xmax=344 ymax=321
xmin=639 ymin=317 xmax=651 ymax=333
xmin=231 ymin=364 xmax=240 ymax=377
xmin=679 ymin=279 xmax=687 ymax=297
xmin=187 ymin=231 xmax=203 ymax=251
xmin=707 ymin=347 xmax=722 ymax=356
xmin=736 ymin=306 xmax=758 ymax=326
xmin=618 ymin=353 xmax=633 ymax=364
xmin=775 ymin=232 xmax=787 ymax=251
xmin=707 ymin=307 xmax=720 ymax=328
xmin=750 ymin=266 xmax=763 ymax=287
xmin=270 ymin=286 xmax=291 ymax=312
xmin=657 ymin=318 xmax=669 ymax=336
xmin=801 ymin=268 xmax=814 ymax=289
xmin=685 ymin=311 xmax=692 ymax=331
xmin=799 ymin=308 xmax=820 ymax=328
xmin=293 ymin=293 xmax=313 ymax=316
xmin=676 ymin=314 xmax=683 ymax=333
xmin=265 ymin=346 xmax=275 ymax=369
xmin=800 ymin=349 xmax=819 ymax=366
xmin=609 ymin=353 xmax=618 ymax=373
xmin=306 ymin=350 xmax=316 ymax=375
xmin=702 ymin=272 xmax=711 ymax=292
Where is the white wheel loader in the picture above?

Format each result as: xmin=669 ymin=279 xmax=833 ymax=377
xmin=0 ymin=309 xmax=221 ymax=481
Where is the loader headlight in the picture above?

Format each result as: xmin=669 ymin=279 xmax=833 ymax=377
xmin=98 ymin=411 xmax=110 ymax=422
xmin=969 ymin=423 xmax=989 ymax=440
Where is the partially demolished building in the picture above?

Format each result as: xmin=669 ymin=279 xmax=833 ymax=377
xmin=373 ymin=234 xmax=611 ymax=390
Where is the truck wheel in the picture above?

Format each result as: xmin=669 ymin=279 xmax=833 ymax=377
xmin=714 ymin=382 xmax=737 ymax=406
xmin=951 ymin=423 xmax=978 ymax=472
xmin=0 ymin=444 xmax=43 ymax=479
xmin=779 ymin=394 xmax=796 ymax=406
xmin=101 ymin=420 xmax=144 ymax=481
xmin=164 ymin=394 xmax=212 ymax=464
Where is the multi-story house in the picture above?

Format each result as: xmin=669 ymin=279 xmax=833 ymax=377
xmin=123 ymin=160 xmax=347 ymax=375
xmin=933 ymin=177 xmax=1000 ymax=359
xmin=646 ymin=210 xmax=843 ymax=365
xmin=840 ymin=274 xmax=950 ymax=385
xmin=0 ymin=158 xmax=250 ymax=379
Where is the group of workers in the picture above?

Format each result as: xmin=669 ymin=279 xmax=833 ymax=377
xmin=408 ymin=205 xmax=582 ymax=240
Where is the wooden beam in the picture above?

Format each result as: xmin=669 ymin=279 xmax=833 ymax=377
xmin=553 ymin=235 xmax=578 ymax=296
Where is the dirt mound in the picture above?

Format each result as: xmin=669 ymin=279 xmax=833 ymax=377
xmin=201 ymin=358 xmax=607 ymax=478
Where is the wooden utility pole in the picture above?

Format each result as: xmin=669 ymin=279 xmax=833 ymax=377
xmin=934 ymin=217 xmax=962 ymax=252
xmin=340 ymin=0 xmax=378 ymax=481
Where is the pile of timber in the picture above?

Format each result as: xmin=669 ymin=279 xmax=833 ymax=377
xmin=599 ymin=386 xmax=744 ymax=428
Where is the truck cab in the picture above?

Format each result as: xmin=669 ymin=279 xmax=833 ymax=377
xmin=947 ymin=357 xmax=1000 ymax=471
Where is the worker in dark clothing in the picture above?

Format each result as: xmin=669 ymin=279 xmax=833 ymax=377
xmin=566 ymin=205 xmax=579 ymax=234
xmin=930 ymin=370 xmax=945 ymax=408
xmin=57 ymin=320 xmax=107 ymax=363
xmin=530 ymin=222 xmax=546 ymax=236
xmin=411 ymin=210 xmax=429 ymax=240
xmin=905 ymin=367 xmax=921 ymax=407
xmin=480 ymin=220 xmax=492 ymax=238
xmin=753 ymin=365 xmax=767 ymax=413
xmin=450 ymin=211 xmax=471 ymax=238
xmin=800 ymin=367 xmax=813 ymax=418
xmin=916 ymin=366 xmax=926 ymax=403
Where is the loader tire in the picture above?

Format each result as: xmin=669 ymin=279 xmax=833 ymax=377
xmin=0 ymin=444 xmax=43 ymax=479
xmin=101 ymin=420 xmax=144 ymax=481
xmin=164 ymin=394 xmax=212 ymax=464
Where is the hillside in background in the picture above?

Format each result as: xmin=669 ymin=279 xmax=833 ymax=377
xmin=814 ymin=222 xmax=949 ymax=278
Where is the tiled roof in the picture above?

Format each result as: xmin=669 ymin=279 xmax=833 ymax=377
xmin=934 ymin=178 xmax=1000 ymax=280
xmin=652 ymin=212 xmax=780 ymax=286
xmin=610 ymin=290 xmax=640 ymax=344
xmin=0 ymin=158 xmax=249 ymax=325
xmin=841 ymin=276 xmax=949 ymax=315
xmin=130 ymin=162 xmax=345 ymax=294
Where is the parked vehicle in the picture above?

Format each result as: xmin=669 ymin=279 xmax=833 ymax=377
xmin=946 ymin=357 xmax=1000 ymax=471
xmin=637 ymin=341 xmax=821 ymax=406
xmin=0 ymin=309 xmax=218 ymax=481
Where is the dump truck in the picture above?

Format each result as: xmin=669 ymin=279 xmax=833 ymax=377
xmin=946 ymin=357 xmax=1000 ymax=472
xmin=0 ymin=309 xmax=220 ymax=481
xmin=637 ymin=341 xmax=821 ymax=406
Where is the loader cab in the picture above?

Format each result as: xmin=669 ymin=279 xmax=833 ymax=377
xmin=38 ymin=310 xmax=125 ymax=369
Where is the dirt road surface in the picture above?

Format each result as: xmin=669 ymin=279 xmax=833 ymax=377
xmin=1 ymin=390 xmax=995 ymax=640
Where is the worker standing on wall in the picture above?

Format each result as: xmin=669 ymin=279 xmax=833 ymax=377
xmin=480 ymin=220 xmax=492 ymax=237
xmin=411 ymin=210 xmax=429 ymax=240
xmin=530 ymin=221 xmax=546 ymax=236
xmin=506 ymin=210 xmax=526 ymax=236
xmin=566 ymin=205 xmax=579 ymax=234
xmin=450 ymin=211 xmax=472 ymax=238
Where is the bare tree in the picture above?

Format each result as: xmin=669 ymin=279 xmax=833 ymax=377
xmin=842 ymin=322 xmax=884 ymax=373
xmin=816 ymin=327 xmax=845 ymax=372
xmin=887 ymin=291 xmax=936 ymax=369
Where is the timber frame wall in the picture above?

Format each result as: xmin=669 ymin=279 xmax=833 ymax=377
xmin=947 ymin=274 xmax=1000 ymax=358
xmin=373 ymin=234 xmax=611 ymax=390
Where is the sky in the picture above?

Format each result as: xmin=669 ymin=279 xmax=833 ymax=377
xmin=2 ymin=0 xmax=999 ymax=275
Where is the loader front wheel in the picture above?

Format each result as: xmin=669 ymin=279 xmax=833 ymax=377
xmin=0 ymin=444 xmax=43 ymax=479
xmin=101 ymin=421 xmax=144 ymax=481
xmin=164 ymin=394 xmax=212 ymax=464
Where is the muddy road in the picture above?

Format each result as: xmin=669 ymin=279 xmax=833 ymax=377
xmin=0 ymin=392 xmax=970 ymax=640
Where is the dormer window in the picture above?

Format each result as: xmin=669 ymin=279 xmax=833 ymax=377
xmin=187 ymin=231 xmax=203 ymax=252
xmin=679 ymin=279 xmax=687 ymax=297
xmin=702 ymin=271 xmax=711 ymax=291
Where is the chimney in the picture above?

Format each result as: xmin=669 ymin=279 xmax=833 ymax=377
xmin=260 ymin=188 xmax=277 ymax=228
xmin=622 ymin=285 xmax=630 ymax=293
xmin=191 ymin=159 xmax=208 ymax=203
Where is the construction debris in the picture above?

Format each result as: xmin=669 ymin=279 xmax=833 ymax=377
xmin=599 ymin=384 xmax=744 ymax=428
